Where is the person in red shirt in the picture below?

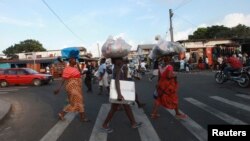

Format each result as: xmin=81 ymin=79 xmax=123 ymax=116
xmin=223 ymin=54 xmax=243 ymax=77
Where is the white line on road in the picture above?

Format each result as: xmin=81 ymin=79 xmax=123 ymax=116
xmin=185 ymin=98 xmax=246 ymax=125
xmin=89 ymin=104 xmax=110 ymax=141
xmin=0 ymin=92 xmax=8 ymax=94
xmin=132 ymin=106 xmax=161 ymax=141
xmin=236 ymin=94 xmax=250 ymax=100
xmin=166 ymin=109 xmax=207 ymax=141
xmin=0 ymin=89 xmax=18 ymax=92
xmin=210 ymin=96 xmax=250 ymax=112
xmin=3 ymin=86 xmax=29 ymax=89
xmin=40 ymin=113 xmax=76 ymax=141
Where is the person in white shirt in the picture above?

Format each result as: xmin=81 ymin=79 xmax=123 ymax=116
xmin=98 ymin=58 xmax=109 ymax=95
xmin=217 ymin=55 xmax=223 ymax=69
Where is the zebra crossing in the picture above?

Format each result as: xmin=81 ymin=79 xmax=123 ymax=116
xmin=38 ymin=94 xmax=250 ymax=141
xmin=0 ymin=86 xmax=28 ymax=94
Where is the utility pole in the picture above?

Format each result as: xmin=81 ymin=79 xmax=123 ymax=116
xmin=97 ymin=43 xmax=101 ymax=58
xmin=169 ymin=9 xmax=174 ymax=42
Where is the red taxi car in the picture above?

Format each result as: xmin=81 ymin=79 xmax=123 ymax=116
xmin=0 ymin=68 xmax=53 ymax=87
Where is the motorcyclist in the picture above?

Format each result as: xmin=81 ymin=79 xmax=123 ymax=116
xmin=223 ymin=54 xmax=243 ymax=78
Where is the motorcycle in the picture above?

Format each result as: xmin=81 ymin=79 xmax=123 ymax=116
xmin=215 ymin=63 xmax=250 ymax=88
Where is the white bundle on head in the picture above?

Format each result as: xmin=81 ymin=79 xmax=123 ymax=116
xmin=102 ymin=36 xmax=132 ymax=58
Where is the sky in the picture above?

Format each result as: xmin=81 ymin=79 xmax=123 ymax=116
xmin=1 ymin=0 xmax=250 ymax=57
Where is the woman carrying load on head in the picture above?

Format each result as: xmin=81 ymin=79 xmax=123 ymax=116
xmin=151 ymin=55 xmax=187 ymax=119
xmin=54 ymin=57 xmax=90 ymax=122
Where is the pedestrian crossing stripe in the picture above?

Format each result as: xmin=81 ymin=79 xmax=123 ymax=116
xmin=210 ymin=96 xmax=250 ymax=112
xmin=89 ymin=104 xmax=109 ymax=141
xmin=38 ymin=95 xmax=250 ymax=141
xmin=132 ymin=106 xmax=161 ymax=141
xmin=166 ymin=109 xmax=207 ymax=141
xmin=236 ymin=94 xmax=250 ymax=100
xmin=40 ymin=113 xmax=76 ymax=141
xmin=185 ymin=98 xmax=247 ymax=125
xmin=89 ymin=104 xmax=161 ymax=141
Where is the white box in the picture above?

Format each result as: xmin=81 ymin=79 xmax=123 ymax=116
xmin=109 ymin=79 xmax=135 ymax=104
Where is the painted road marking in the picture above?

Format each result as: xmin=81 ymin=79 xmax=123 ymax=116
xmin=132 ymin=106 xmax=161 ymax=141
xmin=166 ymin=109 xmax=207 ymax=141
xmin=185 ymin=98 xmax=246 ymax=124
xmin=210 ymin=96 xmax=250 ymax=112
xmin=236 ymin=94 xmax=250 ymax=100
xmin=40 ymin=113 xmax=76 ymax=141
xmin=89 ymin=104 xmax=109 ymax=141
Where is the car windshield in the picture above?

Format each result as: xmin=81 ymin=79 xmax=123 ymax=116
xmin=25 ymin=68 xmax=38 ymax=74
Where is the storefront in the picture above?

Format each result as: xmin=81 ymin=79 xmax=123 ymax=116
xmin=179 ymin=39 xmax=242 ymax=69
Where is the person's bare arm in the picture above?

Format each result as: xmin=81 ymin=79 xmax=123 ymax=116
xmin=54 ymin=79 xmax=65 ymax=95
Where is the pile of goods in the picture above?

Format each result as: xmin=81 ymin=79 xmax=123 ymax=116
xmin=102 ymin=36 xmax=131 ymax=58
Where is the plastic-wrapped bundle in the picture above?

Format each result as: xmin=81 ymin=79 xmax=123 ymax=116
xmin=61 ymin=47 xmax=80 ymax=59
xmin=102 ymin=36 xmax=132 ymax=58
xmin=149 ymin=39 xmax=186 ymax=60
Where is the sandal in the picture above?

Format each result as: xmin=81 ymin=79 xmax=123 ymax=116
xmin=150 ymin=114 xmax=160 ymax=119
xmin=58 ymin=113 xmax=65 ymax=120
xmin=132 ymin=122 xmax=143 ymax=129
xmin=80 ymin=117 xmax=91 ymax=122
xmin=175 ymin=114 xmax=188 ymax=120
xmin=101 ymin=127 xmax=114 ymax=133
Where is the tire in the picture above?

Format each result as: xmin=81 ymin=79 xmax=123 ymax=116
xmin=238 ymin=73 xmax=250 ymax=88
xmin=215 ymin=72 xmax=224 ymax=84
xmin=33 ymin=79 xmax=41 ymax=86
xmin=0 ymin=80 xmax=8 ymax=87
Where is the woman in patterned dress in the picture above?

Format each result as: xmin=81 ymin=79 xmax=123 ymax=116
xmin=54 ymin=57 xmax=89 ymax=122
xmin=151 ymin=56 xmax=187 ymax=119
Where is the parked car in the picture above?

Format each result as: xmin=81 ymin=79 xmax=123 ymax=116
xmin=0 ymin=68 xmax=53 ymax=87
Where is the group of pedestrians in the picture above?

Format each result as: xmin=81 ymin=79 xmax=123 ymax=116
xmin=53 ymin=53 xmax=187 ymax=134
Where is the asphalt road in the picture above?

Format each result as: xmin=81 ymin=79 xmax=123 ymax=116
xmin=0 ymin=71 xmax=250 ymax=141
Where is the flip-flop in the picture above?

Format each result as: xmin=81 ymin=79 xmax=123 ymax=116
xmin=58 ymin=113 xmax=65 ymax=121
xmin=101 ymin=127 xmax=114 ymax=133
xmin=150 ymin=114 xmax=160 ymax=119
xmin=132 ymin=122 xmax=143 ymax=129
xmin=175 ymin=114 xmax=188 ymax=120
xmin=80 ymin=118 xmax=91 ymax=122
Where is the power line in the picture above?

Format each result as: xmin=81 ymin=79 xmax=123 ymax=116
xmin=173 ymin=0 xmax=192 ymax=11
xmin=174 ymin=13 xmax=198 ymax=28
xmin=41 ymin=0 xmax=84 ymax=43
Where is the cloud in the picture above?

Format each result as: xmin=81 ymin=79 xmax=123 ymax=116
xmin=172 ymin=13 xmax=250 ymax=41
xmin=0 ymin=16 xmax=32 ymax=26
xmin=217 ymin=13 xmax=250 ymax=27
xmin=0 ymin=16 xmax=45 ymax=27
xmin=166 ymin=28 xmax=194 ymax=41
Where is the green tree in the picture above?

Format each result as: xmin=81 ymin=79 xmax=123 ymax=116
xmin=231 ymin=24 xmax=250 ymax=38
xmin=188 ymin=24 xmax=250 ymax=40
xmin=3 ymin=39 xmax=46 ymax=57
xmin=189 ymin=27 xmax=207 ymax=39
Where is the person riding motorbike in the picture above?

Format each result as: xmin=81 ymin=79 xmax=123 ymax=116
xmin=223 ymin=54 xmax=243 ymax=78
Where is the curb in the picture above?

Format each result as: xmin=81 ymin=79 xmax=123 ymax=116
xmin=0 ymin=99 xmax=12 ymax=123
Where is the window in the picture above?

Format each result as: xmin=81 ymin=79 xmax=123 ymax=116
xmin=6 ymin=70 xmax=17 ymax=75
xmin=17 ymin=69 xmax=28 ymax=75
xmin=0 ymin=69 xmax=4 ymax=75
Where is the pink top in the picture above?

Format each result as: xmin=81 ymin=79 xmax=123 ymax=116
xmin=62 ymin=66 xmax=81 ymax=79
